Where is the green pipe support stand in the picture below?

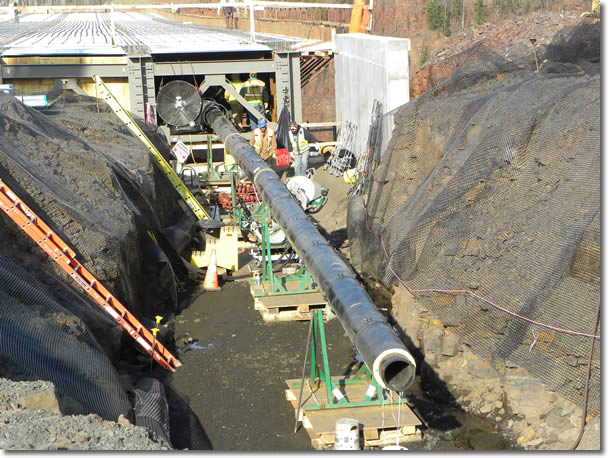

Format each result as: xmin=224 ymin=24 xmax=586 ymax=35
xmin=292 ymin=310 xmax=409 ymax=411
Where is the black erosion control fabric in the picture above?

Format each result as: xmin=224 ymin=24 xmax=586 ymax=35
xmin=348 ymin=18 xmax=600 ymax=413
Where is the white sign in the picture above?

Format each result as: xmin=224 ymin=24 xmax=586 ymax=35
xmin=171 ymin=140 xmax=190 ymax=164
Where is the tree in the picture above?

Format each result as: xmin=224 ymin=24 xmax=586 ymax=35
xmin=425 ymin=0 xmax=444 ymax=29
xmin=418 ymin=41 xmax=430 ymax=66
xmin=453 ymin=0 xmax=463 ymax=19
xmin=442 ymin=6 xmax=451 ymax=35
xmin=474 ymin=0 xmax=484 ymax=24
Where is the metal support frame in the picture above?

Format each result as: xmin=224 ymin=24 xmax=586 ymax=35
xmin=153 ymin=59 xmax=274 ymax=77
xmin=258 ymin=222 xmax=315 ymax=295
xmin=206 ymin=135 xmax=222 ymax=180
xmin=127 ymin=52 xmax=155 ymax=120
xmin=60 ymin=78 xmax=88 ymax=96
xmin=199 ymin=73 xmax=265 ymax=121
xmin=2 ymin=59 xmax=275 ymax=80
xmin=1 ymin=63 xmax=127 ymax=79
xmin=242 ymin=200 xmax=316 ymax=296
xmin=292 ymin=310 xmax=408 ymax=411
xmin=274 ymin=51 xmax=302 ymax=123
xmin=230 ymin=171 xmax=252 ymax=231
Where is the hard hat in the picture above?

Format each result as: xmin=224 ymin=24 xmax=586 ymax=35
xmin=249 ymin=72 xmax=257 ymax=78
xmin=258 ymin=118 xmax=267 ymax=128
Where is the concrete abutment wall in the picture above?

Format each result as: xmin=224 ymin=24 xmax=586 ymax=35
xmin=334 ymin=33 xmax=410 ymax=159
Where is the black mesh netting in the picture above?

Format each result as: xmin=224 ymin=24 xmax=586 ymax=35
xmin=348 ymin=19 xmax=600 ymax=413
xmin=0 ymin=91 xmax=193 ymax=431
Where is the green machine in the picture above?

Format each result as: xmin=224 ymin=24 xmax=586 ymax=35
xmin=229 ymin=171 xmax=328 ymax=297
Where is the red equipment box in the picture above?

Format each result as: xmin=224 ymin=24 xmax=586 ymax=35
xmin=275 ymin=148 xmax=292 ymax=168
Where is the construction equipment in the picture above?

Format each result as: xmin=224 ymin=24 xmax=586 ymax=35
xmin=250 ymin=206 xmax=316 ymax=297
xmin=347 ymin=99 xmax=382 ymax=197
xmin=156 ymin=80 xmax=203 ymax=129
xmin=93 ymin=75 xmax=211 ymax=221
xmin=285 ymin=173 xmax=329 ymax=214
xmin=285 ymin=310 xmax=423 ymax=449
xmin=95 ymin=75 xmax=241 ymax=272
xmin=0 ymin=179 xmax=181 ymax=372
xmin=325 ymin=122 xmax=357 ymax=177
xmin=293 ymin=310 xmax=409 ymax=411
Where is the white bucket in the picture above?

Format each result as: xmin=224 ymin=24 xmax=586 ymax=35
xmin=334 ymin=418 xmax=360 ymax=450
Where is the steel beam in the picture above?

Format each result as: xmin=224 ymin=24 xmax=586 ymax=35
xmin=153 ymin=60 xmax=274 ymax=77
xmin=2 ymin=64 xmax=127 ymax=79
xmin=274 ymin=52 xmax=302 ymax=123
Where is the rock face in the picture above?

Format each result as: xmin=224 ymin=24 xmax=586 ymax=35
xmin=392 ymin=285 xmax=600 ymax=450
xmin=410 ymin=12 xmax=583 ymax=97
xmin=348 ymin=17 xmax=599 ymax=451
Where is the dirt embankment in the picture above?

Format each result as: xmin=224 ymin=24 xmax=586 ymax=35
xmin=0 ymin=92 xmax=200 ymax=450
xmin=346 ymin=16 xmax=600 ymax=451
xmin=410 ymin=11 xmax=583 ymax=97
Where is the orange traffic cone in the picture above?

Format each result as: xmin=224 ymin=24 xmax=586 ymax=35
xmin=202 ymin=249 xmax=222 ymax=291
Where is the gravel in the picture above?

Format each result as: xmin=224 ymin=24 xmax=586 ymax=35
xmin=0 ymin=378 xmax=171 ymax=450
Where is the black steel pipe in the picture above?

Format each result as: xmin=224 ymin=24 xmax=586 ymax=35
xmin=202 ymin=102 xmax=416 ymax=392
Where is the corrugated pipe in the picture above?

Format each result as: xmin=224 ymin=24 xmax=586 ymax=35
xmin=201 ymin=101 xmax=416 ymax=392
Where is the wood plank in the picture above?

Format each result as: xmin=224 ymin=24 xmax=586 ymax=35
xmin=250 ymin=279 xmax=330 ymax=321
xmin=261 ymin=308 xmax=322 ymax=322
xmin=256 ymin=291 xmax=326 ymax=309
xmin=284 ymin=377 xmax=422 ymax=449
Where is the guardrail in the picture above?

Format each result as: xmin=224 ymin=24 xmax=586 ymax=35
xmin=12 ymin=2 xmax=371 ymax=34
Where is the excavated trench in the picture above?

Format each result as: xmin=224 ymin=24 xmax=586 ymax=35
xmin=0 ymin=16 xmax=599 ymax=447
xmin=165 ymin=271 xmax=513 ymax=451
xmin=0 ymin=90 xmax=514 ymax=450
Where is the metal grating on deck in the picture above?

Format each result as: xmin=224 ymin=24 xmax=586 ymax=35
xmin=0 ymin=12 xmax=303 ymax=56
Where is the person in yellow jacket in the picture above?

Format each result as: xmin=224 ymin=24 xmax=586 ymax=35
xmin=240 ymin=73 xmax=270 ymax=130
xmin=249 ymin=118 xmax=277 ymax=161
xmin=288 ymin=121 xmax=318 ymax=176
xmin=225 ymin=74 xmax=244 ymax=128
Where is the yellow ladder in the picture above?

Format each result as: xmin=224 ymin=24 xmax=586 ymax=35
xmin=93 ymin=76 xmax=210 ymax=220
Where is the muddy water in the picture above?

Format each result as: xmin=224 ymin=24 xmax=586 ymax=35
xmin=167 ymin=280 xmax=509 ymax=450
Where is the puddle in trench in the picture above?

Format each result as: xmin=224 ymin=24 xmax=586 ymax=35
xmin=364 ymin=278 xmax=510 ymax=451
xmin=405 ymin=380 xmax=510 ymax=451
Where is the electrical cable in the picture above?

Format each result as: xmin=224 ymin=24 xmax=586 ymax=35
xmin=570 ymin=300 xmax=600 ymax=450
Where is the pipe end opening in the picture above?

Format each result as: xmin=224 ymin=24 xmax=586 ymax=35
xmin=382 ymin=357 xmax=416 ymax=393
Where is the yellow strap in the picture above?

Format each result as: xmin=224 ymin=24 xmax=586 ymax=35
xmin=253 ymin=167 xmax=274 ymax=185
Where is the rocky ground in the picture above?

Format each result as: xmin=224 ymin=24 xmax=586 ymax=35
xmin=391 ymin=286 xmax=600 ymax=451
xmin=411 ymin=11 xmax=584 ymax=97
xmin=0 ymin=379 xmax=170 ymax=450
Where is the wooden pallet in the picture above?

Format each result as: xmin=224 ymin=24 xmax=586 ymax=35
xmin=250 ymin=280 xmax=330 ymax=322
xmin=285 ymin=377 xmax=423 ymax=450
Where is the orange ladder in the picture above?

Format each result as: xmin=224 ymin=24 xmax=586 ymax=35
xmin=0 ymin=179 xmax=181 ymax=372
